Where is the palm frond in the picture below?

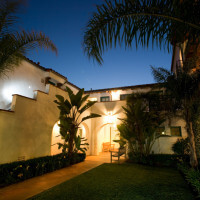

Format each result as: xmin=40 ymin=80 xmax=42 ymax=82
xmin=83 ymin=0 xmax=200 ymax=64
xmin=0 ymin=31 xmax=57 ymax=75
xmin=0 ymin=0 xmax=57 ymax=76
xmin=0 ymin=0 xmax=21 ymax=36
xmin=151 ymin=66 xmax=172 ymax=83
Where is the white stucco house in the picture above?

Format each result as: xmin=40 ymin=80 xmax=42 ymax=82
xmin=0 ymin=55 xmax=186 ymax=164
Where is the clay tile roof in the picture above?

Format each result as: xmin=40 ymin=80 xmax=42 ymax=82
xmin=84 ymin=83 xmax=160 ymax=93
xmin=24 ymin=57 xmax=80 ymax=90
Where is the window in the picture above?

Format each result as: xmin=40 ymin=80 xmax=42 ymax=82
xmin=120 ymin=94 xmax=130 ymax=100
xmin=170 ymin=127 xmax=182 ymax=136
xmin=88 ymin=97 xmax=97 ymax=102
xmin=48 ymin=80 xmax=56 ymax=86
xmin=100 ymin=96 xmax=110 ymax=102
xmin=155 ymin=127 xmax=165 ymax=136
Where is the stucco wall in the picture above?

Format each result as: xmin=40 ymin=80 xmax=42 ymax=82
xmin=0 ymin=85 xmax=80 ymax=164
xmin=0 ymin=60 xmax=46 ymax=109
xmin=89 ymin=99 xmax=187 ymax=155
xmin=152 ymin=118 xmax=187 ymax=154
xmin=0 ymin=59 xmax=78 ymax=110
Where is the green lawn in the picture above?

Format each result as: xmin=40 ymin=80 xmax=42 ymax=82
xmin=30 ymin=163 xmax=194 ymax=200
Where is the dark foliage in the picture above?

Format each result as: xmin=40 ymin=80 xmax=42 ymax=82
xmin=83 ymin=0 xmax=200 ymax=64
xmin=128 ymin=152 xmax=189 ymax=168
xmin=0 ymin=153 xmax=85 ymax=188
xmin=0 ymin=0 xmax=57 ymax=76
xmin=178 ymin=163 xmax=200 ymax=198
xmin=172 ymin=138 xmax=190 ymax=155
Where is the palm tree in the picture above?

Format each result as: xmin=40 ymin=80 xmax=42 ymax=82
xmin=118 ymin=94 xmax=165 ymax=157
xmin=152 ymin=66 xmax=200 ymax=168
xmin=0 ymin=0 xmax=57 ymax=76
xmin=83 ymin=0 xmax=200 ymax=65
xmin=54 ymin=87 xmax=101 ymax=156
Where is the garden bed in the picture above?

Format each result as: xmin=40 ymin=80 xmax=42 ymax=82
xmin=0 ymin=153 xmax=85 ymax=188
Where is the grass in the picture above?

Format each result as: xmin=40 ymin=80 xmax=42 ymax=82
xmin=30 ymin=163 xmax=194 ymax=200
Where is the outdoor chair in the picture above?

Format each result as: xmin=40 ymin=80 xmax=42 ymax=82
xmin=102 ymin=142 xmax=115 ymax=152
xmin=110 ymin=146 xmax=126 ymax=163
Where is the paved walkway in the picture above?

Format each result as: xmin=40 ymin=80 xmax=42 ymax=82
xmin=0 ymin=153 xmax=124 ymax=200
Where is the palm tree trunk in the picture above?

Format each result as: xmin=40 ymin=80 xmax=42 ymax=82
xmin=187 ymin=121 xmax=198 ymax=168
xmin=68 ymin=132 xmax=75 ymax=157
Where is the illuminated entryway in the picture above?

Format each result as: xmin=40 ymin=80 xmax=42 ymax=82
xmin=96 ymin=123 xmax=119 ymax=154
xmin=51 ymin=121 xmax=88 ymax=155
xmin=51 ymin=121 xmax=61 ymax=155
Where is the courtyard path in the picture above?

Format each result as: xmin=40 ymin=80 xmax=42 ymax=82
xmin=0 ymin=153 xmax=122 ymax=200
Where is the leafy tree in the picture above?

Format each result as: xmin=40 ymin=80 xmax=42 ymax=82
xmin=83 ymin=0 xmax=200 ymax=65
xmin=54 ymin=87 xmax=101 ymax=156
xmin=0 ymin=0 xmax=57 ymax=76
xmin=152 ymin=66 xmax=200 ymax=167
xmin=118 ymin=94 xmax=165 ymax=157
xmin=172 ymin=137 xmax=190 ymax=155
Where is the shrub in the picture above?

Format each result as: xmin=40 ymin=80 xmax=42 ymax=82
xmin=128 ymin=152 xmax=189 ymax=167
xmin=178 ymin=163 xmax=200 ymax=197
xmin=172 ymin=137 xmax=190 ymax=155
xmin=0 ymin=153 xmax=85 ymax=188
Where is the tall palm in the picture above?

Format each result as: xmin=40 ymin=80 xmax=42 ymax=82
xmin=152 ymin=66 xmax=200 ymax=168
xmin=83 ymin=0 xmax=200 ymax=65
xmin=0 ymin=0 xmax=57 ymax=76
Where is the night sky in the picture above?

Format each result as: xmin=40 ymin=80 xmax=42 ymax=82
xmin=17 ymin=0 xmax=172 ymax=90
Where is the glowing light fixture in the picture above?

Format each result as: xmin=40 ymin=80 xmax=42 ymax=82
xmin=105 ymin=111 xmax=116 ymax=124
xmin=2 ymin=85 xmax=17 ymax=102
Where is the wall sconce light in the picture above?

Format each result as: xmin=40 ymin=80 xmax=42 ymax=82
xmin=105 ymin=111 xmax=116 ymax=124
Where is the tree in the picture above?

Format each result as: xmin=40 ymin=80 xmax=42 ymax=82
xmin=83 ymin=0 xmax=200 ymax=65
xmin=54 ymin=87 xmax=101 ymax=156
xmin=118 ymin=94 xmax=165 ymax=157
xmin=152 ymin=66 xmax=200 ymax=167
xmin=0 ymin=0 xmax=57 ymax=76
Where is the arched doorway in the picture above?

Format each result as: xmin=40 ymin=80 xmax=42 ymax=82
xmin=51 ymin=121 xmax=61 ymax=155
xmin=96 ymin=123 xmax=120 ymax=155
xmin=51 ymin=121 xmax=90 ymax=155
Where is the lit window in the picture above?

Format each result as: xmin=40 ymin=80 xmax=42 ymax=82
xmin=100 ymin=96 xmax=110 ymax=102
xmin=111 ymin=91 xmax=120 ymax=100
xmin=88 ymin=97 xmax=97 ymax=102
xmin=156 ymin=127 xmax=165 ymax=136
xmin=170 ymin=127 xmax=182 ymax=136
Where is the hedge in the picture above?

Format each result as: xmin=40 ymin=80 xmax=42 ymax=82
xmin=178 ymin=163 xmax=200 ymax=198
xmin=128 ymin=153 xmax=189 ymax=167
xmin=0 ymin=153 xmax=86 ymax=188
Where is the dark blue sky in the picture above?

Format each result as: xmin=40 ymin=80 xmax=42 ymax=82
xmin=18 ymin=0 xmax=172 ymax=90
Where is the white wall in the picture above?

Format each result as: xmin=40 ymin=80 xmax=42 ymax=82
xmin=87 ymin=87 xmax=153 ymax=102
xmin=0 ymin=60 xmax=46 ymax=109
xmin=0 ymin=60 xmax=79 ymax=109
